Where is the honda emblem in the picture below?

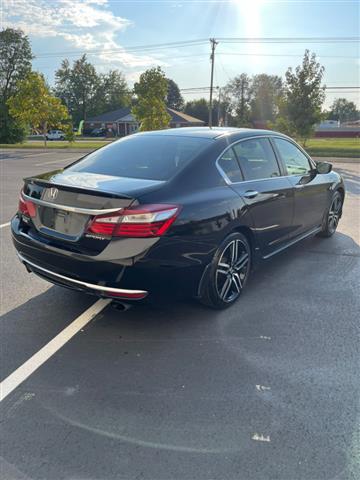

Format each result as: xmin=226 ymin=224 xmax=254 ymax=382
xmin=49 ymin=187 xmax=58 ymax=200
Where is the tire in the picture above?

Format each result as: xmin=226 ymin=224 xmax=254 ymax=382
xmin=318 ymin=191 xmax=343 ymax=238
xmin=199 ymin=232 xmax=251 ymax=309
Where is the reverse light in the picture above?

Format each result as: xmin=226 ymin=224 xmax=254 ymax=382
xmin=87 ymin=204 xmax=180 ymax=238
xmin=18 ymin=191 xmax=36 ymax=218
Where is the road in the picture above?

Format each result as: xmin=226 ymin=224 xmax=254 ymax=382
xmin=1 ymin=149 xmax=359 ymax=480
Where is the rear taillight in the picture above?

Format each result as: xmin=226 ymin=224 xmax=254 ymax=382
xmin=18 ymin=191 xmax=36 ymax=218
xmin=87 ymin=204 xmax=180 ymax=238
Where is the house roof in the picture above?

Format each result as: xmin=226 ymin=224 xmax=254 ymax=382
xmin=86 ymin=107 xmax=131 ymax=123
xmin=166 ymin=108 xmax=205 ymax=125
xmin=86 ymin=107 xmax=205 ymax=125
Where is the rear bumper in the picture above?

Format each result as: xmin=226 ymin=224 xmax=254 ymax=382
xmin=11 ymin=216 xmax=208 ymax=299
xmin=17 ymin=253 xmax=148 ymax=300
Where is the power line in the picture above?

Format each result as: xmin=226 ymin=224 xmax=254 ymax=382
xmin=33 ymin=36 xmax=360 ymax=59
xmin=218 ymin=37 xmax=360 ymax=43
xmin=180 ymin=86 xmax=360 ymax=92
xmin=218 ymin=52 xmax=359 ymax=59
xmin=34 ymin=51 xmax=358 ymax=71
xmin=34 ymin=39 xmax=209 ymax=59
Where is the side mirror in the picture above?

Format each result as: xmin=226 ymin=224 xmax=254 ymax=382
xmin=316 ymin=161 xmax=332 ymax=174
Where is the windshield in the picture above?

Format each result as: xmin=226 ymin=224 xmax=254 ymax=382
xmin=67 ymin=134 xmax=212 ymax=181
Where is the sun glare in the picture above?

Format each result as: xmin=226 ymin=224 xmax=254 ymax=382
xmin=233 ymin=0 xmax=265 ymax=35
xmin=232 ymin=0 xmax=265 ymax=63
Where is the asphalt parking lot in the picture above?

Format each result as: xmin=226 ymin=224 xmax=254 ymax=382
xmin=1 ymin=149 xmax=359 ymax=480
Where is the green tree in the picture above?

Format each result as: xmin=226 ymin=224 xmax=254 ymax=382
xmin=97 ymin=70 xmax=130 ymax=114
xmin=268 ymin=95 xmax=297 ymax=137
xmin=328 ymin=98 xmax=359 ymax=123
xmin=0 ymin=28 xmax=33 ymax=143
xmin=55 ymin=55 xmax=100 ymax=123
xmin=283 ymin=50 xmax=325 ymax=145
xmin=184 ymin=97 xmax=226 ymax=126
xmin=8 ymin=72 xmax=70 ymax=147
xmin=166 ymin=78 xmax=184 ymax=111
xmin=224 ymin=74 xmax=253 ymax=127
xmin=55 ymin=57 xmax=130 ymax=125
xmin=132 ymin=67 xmax=171 ymax=131
xmin=250 ymin=74 xmax=283 ymax=122
xmin=184 ymin=98 xmax=209 ymax=123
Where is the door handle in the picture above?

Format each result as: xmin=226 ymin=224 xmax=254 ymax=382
xmin=243 ymin=190 xmax=259 ymax=199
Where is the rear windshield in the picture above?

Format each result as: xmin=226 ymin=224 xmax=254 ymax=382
xmin=67 ymin=134 xmax=212 ymax=181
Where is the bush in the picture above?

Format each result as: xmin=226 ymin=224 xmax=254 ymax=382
xmin=63 ymin=125 xmax=75 ymax=143
xmin=0 ymin=113 xmax=27 ymax=143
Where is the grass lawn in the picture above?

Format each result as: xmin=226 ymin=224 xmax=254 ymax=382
xmin=305 ymin=138 xmax=359 ymax=158
xmin=1 ymin=137 xmax=359 ymax=158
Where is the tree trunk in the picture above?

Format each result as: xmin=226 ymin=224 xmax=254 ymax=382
xmin=43 ymin=122 xmax=47 ymax=148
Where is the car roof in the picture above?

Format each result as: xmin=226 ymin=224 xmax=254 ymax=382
xmin=135 ymin=127 xmax=287 ymax=140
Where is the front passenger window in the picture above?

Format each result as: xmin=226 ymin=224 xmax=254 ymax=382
xmin=273 ymin=138 xmax=312 ymax=176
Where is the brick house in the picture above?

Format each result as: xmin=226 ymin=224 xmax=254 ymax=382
xmin=84 ymin=107 xmax=205 ymax=136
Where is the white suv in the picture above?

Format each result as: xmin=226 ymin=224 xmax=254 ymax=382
xmin=46 ymin=130 xmax=65 ymax=141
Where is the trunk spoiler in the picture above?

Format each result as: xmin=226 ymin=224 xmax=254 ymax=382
xmin=24 ymin=176 xmax=133 ymax=200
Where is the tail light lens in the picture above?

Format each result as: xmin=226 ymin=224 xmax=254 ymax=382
xmin=18 ymin=191 xmax=36 ymax=218
xmin=87 ymin=204 xmax=180 ymax=238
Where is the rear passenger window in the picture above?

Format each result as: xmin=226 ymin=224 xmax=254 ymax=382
xmin=233 ymin=138 xmax=280 ymax=181
xmin=218 ymin=148 xmax=243 ymax=182
xmin=273 ymin=138 xmax=312 ymax=175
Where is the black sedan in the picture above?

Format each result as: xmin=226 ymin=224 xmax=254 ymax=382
xmin=12 ymin=128 xmax=345 ymax=308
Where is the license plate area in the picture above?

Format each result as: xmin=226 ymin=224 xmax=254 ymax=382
xmin=39 ymin=206 xmax=89 ymax=239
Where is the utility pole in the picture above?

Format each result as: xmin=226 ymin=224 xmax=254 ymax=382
xmin=209 ymin=38 xmax=218 ymax=128
xmin=217 ymin=87 xmax=221 ymax=126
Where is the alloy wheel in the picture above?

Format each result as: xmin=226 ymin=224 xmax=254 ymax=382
xmin=215 ymin=239 xmax=249 ymax=303
xmin=328 ymin=194 xmax=342 ymax=234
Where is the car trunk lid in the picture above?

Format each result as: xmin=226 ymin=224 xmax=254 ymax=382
xmin=21 ymin=170 xmax=165 ymax=253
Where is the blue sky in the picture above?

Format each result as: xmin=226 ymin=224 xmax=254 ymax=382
xmin=4 ymin=0 xmax=359 ymax=108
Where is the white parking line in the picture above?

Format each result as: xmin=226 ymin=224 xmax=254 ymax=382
xmin=35 ymin=157 xmax=80 ymax=167
xmin=252 ymin=433 xmax=270 ymax=442
xmin=0 ymin=222 xmax=11 ymax=229
xmin=0 ymin=152 xmax=52 ymax=160
xmin=0 ymin=298 xmax=111 ymax=402
xmin=22 ymin=152 xmax=54 ymax=158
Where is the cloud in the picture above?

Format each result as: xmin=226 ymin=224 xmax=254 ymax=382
xmin=2 ymin=0 xmax=161 ymax=69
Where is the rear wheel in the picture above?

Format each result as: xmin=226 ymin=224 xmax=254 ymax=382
xmin=319 ymin=191 xmax=343 ymax=237
xmin=199 ymin=232 xmax=251 ymax=309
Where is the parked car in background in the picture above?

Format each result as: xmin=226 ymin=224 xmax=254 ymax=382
xmin=46 ymin=130 xmax=65 ymax=141
xmin=90 ymin=128 xmax=106 ymax=137
xmin=12 ymin=128 xmax=345 ymax=309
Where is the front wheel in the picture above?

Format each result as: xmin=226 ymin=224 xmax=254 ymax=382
xmin=318 ymin=191 xmax=343 ymax=238
xmin=199 ymin=232 xmax=251 ymax=309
